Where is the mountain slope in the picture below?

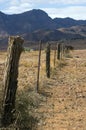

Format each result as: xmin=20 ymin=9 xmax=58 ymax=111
xmin=0 ymin=9 xmax=86 ymax=45
xmin=0 ymin=9 xmax=86 ymax=35
xmin=53 ymin=17 xmax=86 ymax=28
xmin=23 ymin=29 xmax=85 ymax=42
xmin=58 ymin=25 xmax=86 ymax=37
xmin=0 ymin=9 xmax=56 ymax=35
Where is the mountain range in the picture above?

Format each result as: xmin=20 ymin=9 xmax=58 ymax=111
xmin=0 ymin=9 xmax=86 ymax=45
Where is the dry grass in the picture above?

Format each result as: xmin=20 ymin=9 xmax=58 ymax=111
xmin=0 ymin=48 xmax=86 ymax=130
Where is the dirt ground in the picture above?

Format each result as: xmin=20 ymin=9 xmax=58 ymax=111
xmin=34 ymin=50 xmax=86 ymax=130
xmin=0 ymin=48 xmax=86 ymax=130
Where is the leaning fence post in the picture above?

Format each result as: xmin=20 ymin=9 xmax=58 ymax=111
xmin=46 ymin=43 xmax=51 ymax=78
xmin=1 ymin=36 xmax=24 ymax=127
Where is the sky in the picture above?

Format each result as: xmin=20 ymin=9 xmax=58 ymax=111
xmin=0 ymin=0 xmax=86 ymax=20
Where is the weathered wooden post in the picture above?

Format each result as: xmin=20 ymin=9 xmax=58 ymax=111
xmin=60 ymin=43 xmax=64 ymax=59
xmin=46 ymin=43 xmax=51 ymax=78
xmin=37 ymin=41 xmax=42 ymax=92
xmin=57 ymin=43 xmax=61 ymax=60
xmin=1 ymin=36 xmax=24 ymax=126
xmin=62 ymin=43 xmax=65 ymax=57
xmin=54 ymin=44 xmax=56 ymax=67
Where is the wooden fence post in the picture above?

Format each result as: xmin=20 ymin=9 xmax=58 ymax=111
xmin=1 ymin=36 xmax=24 ymax=127
xmin=54 ymin=44 xmax=56 ymax=67
xmin=46 ymin=43 xmax=51 ymax=78
xmin=60 ymin=43 xmax=64 ymax=59
xmin=37 ymin=41 xmax=42 ymax=92
xmin=57 ymin=43 xmax=61 ymax=60
xmin=62 ymin=43 xmax=65 ymax=58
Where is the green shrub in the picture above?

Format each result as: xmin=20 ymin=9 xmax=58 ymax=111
xmin=24 ymin=47 xmax=31 ymax=52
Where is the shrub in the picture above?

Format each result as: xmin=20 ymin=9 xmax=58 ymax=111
xmin=15 ymin=89 xmax=44 ymax=130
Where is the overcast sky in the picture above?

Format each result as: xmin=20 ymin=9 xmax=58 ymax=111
xmin=0 ymin=0 xmax=86 ymax=20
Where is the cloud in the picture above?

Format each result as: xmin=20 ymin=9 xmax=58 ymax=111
xmin=2 ymin=0 xmax=33 ymax=14
xmin=0 ymin=0 xmax=4 ymax=3
xmin=0 ymin=0 xmax=86 ymax=20
xmin=43 ymin=6 xmax=86 ymax=20
xmin=0 ymin=0 xmax=9 ymax=4
xmin=49 ymin=0 xmax=86 ymax=4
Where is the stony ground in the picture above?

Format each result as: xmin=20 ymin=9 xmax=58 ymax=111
xmin=34 ymin=50 xmax=86 ymax=130
xmin=0 ymin=49 xmax=86 ymax=130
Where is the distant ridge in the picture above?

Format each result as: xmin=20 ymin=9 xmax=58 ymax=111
xmin=0 ymin=9 xmax=86 ymax=44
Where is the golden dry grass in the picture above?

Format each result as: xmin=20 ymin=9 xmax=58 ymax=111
xmin=0 ymin=48 xmax=86 ymax=130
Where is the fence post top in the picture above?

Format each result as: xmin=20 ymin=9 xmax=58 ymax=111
xmin=9 ymin=36 xmax=24 ymax=44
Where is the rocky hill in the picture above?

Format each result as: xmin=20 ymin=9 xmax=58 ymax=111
xmin=0 ymin=9 xmax=86 ymax=45
xmin=58 ymin=25 xmax=86 ymax=37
